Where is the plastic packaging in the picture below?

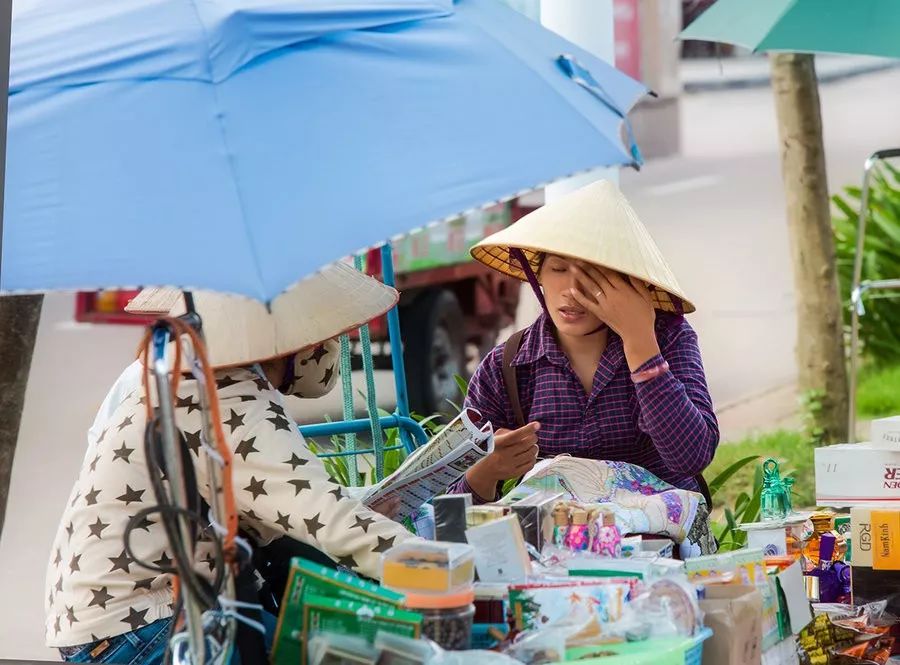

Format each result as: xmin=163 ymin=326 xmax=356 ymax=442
xmin=381 ymin=541 xmax=475 ymax=594
xmin=307 ymin=632 xmax=378 ymax=665
xmin=503 ymin=609 xmax=588 ymax=665
xmin=404 ymin=589 xmax=476 ymax=651
xmin=373 ymin=629 xmax=435 ymax=664
xmin=623 ymin=576 xmax=701 ymax=639
xmin=684 ymin=551 xmax=738 ymax=585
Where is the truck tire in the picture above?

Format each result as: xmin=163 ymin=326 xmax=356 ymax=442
xmin=401 ymin=290 xmax=467 ymax=417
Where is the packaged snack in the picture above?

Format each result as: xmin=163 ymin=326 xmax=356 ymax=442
xmin=273 ymin=558 xmax=405 ymax=665
xmin=684 ymin=551 xmax=737 ymax=584
xmin=301 ymin=594 xmax=421 ymax=664
xmin=381 ymin=541 xmax=475 ymax=594
xmin=508 ymin=580 xmax=629 ymax=632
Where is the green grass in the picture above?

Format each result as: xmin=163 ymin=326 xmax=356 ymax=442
xmin=857 ymin=363 xmax=900 ymax=419
xmin=705 ymin=362 xmax=900 ymax=516
xmin=704 ymin=430 xmax=814 ymax=512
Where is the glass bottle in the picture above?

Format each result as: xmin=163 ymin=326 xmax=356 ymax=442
xmin=803 ymin=511 xmax=836 ymax=571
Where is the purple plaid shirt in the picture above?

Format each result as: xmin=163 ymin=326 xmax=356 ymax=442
xmin=451 ymin=312 xmax=719 ymax=503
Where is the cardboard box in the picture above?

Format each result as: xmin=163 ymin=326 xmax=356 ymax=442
xmin=872 ymin=509 xmax=900 ymax=570
xmin=700 ymin=585 xmax=763 ymax=665
xmin=272 ymin=558 xmax=405 ymax=665
xmin=815 ymin=443 xmax=900 ymax=506
xmin=465 ymin=514 xmax=532 ymax=583
xmin=871 ymin=416 xmax=900 ymax=449
xmin=851 ymin=507 xmax=874 ymax=567
xmin=301 ymin=595 xmax=421 ymax=664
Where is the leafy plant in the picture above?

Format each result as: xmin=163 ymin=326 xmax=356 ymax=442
xmin=445 ymin=373 xmax=470 ymax=413
xmin=709 ymin=459 xmax=764 ymax=551
xmin=305 ymin=406 xmax=433 ymax=487
xmin=799 ymin=389 xmax=826 ymax=447
xmin=833 ymin=163 xmax=900 ymax=365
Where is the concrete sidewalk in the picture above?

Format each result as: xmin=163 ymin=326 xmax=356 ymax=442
xmin=682 ymin=54 xmax=900 ymax=93
xmin=715 ymin=383 xmax=800 ymax=442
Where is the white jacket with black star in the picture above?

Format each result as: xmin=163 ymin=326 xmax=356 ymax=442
xmin=44 ymin=346 xmax=415 ymax=647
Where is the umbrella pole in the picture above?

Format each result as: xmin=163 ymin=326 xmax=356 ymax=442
xmin=181 ymin=300 xmax=239 ymax=663
xmin=150 ymin=329 xmax=207 ymax=664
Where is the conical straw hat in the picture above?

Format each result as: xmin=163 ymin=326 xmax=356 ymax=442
xmin=125 ymin=262 xmax=398 ymax=368
xmin=471 ymin=180 xmax=694 ymax=314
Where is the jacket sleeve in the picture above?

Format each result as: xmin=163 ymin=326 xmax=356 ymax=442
xmin=197 ymin=382 xmax=417 ymax=580
xmin=633 ymin=320 xmax=719 ymax=479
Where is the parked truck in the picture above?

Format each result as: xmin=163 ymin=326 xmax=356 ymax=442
xmin=75 ymin=197 xmax=538 ymax=416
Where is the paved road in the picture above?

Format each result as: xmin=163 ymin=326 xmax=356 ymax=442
xmin=624 ymin=66 xmax=900 ymax=409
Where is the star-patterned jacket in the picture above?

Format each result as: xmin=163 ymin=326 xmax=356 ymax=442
xmin=45 ymin=346 xmax=415 ymax=647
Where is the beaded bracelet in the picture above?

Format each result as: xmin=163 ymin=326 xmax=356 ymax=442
xmin=631 ymin=359 xmax=670 ymax=384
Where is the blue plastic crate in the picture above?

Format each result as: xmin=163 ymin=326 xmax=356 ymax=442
xmin=684 ymin=627 xmax=713 ymax=665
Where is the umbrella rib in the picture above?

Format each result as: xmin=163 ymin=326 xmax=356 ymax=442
xmin=460 ymin=7 xmax=641 ymax=169
xmin=757 ymin=0 xmax=804 ymax=53
xmin=185 ymin=0 xmax=269 ymax=302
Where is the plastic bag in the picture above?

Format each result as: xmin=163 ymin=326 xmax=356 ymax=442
xmin=504 ymin=607 xmax=594 ymax=664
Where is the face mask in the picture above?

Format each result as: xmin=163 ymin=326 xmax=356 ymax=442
xmin=276 ymin=343 xmax=337 ymax=399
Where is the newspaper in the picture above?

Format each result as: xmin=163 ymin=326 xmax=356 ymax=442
xmin=360 ymin=408 xmax=494 ymax=519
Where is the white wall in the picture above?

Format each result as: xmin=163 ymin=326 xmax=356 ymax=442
xmin=0 ymin=294 xmax=143 ymax=660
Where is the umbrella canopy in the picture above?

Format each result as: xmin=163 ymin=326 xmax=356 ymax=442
xmin=680 ymin=0 xmax=900 ymax=59
xmin=3 ymin=0 xmax=647 ymax=303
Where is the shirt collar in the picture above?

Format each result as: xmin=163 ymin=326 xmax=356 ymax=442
xmin=513 ymin=312 xmax=569 ymax=368
xmin=513 ymin=312 xmax=627 ymax=382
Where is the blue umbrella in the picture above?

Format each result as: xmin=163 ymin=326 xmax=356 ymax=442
xmin=2 ymin=0 xmax=646 ymax=302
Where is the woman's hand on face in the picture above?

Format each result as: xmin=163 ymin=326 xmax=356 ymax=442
xmin=569 ymin=263 xmax=655 ymax=340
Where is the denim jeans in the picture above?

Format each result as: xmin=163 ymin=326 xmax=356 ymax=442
xmin=59 ymin=617 xmax=172 ymax=664
xmin=59 ymin=613 xmax=277 ymax=664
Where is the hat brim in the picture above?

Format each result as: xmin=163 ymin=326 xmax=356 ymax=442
xmin=126 ymin=262 xmax=399 ymax=368
xmin=471 ymin=243 xmax=695 ymax=315
xmin=470 ymin=180 xmax=695 ymax=315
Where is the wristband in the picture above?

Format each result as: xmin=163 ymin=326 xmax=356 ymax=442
xmin=631 ymin=359 xmax=669 ymax=384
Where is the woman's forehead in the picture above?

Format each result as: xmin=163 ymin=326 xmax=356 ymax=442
xmin=544 ymin=253 xmax=571 ymax=264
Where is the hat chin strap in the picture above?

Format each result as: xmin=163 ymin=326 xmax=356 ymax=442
xmin=509 ymin=248 xmax=606 ymax=337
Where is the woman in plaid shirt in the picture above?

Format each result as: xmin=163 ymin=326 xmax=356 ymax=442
xmin=451 ymin=180 xmax=719 ymax=503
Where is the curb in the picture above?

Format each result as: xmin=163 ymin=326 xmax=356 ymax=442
xmin=684 ymin=60 xmax=900 ymax=93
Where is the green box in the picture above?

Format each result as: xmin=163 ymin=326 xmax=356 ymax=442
xmin=302 ymin=595 xmax=422 ymax=664
xmin=272 ymin=558 xmax=407 ymax=665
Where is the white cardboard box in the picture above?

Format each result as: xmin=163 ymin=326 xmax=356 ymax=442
xmin=815 ymin=442 xmax=900 ymax=506
xmin=871 ymin=416 xmax=900 ymax=449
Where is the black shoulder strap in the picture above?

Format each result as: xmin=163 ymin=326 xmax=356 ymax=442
xmin=501 ymin=329 xmax=527 ymax=428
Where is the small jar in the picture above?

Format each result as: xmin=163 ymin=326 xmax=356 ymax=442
xmin=405 ymin=589 xmax=475 ymax=651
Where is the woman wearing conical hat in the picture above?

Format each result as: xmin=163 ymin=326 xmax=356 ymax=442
xmin=450 ymin=180 xmax=719 ymax=504
xmin=45 ymin=265 xmax=417 ymax=663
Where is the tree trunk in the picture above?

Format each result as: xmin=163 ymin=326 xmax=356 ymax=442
xmin=0 ymin=295 xmax=43 ymax=536
xmin=770 ymin=53 xmax=849 ymax=444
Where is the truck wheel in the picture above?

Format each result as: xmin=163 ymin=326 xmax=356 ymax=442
xmin=402 ymin=290 xmax=467 ymax=417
